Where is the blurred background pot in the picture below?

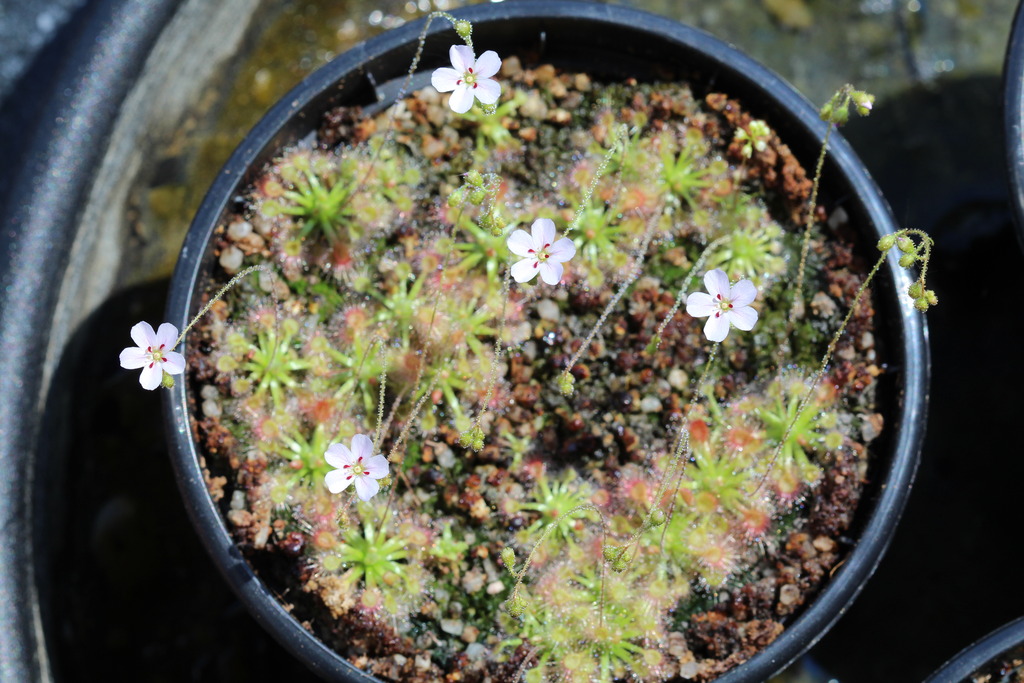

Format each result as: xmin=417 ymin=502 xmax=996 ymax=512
xmin=925 ymin=616 xmax=1024 ymax=683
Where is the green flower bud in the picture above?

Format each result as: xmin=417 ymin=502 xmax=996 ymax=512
xmin=644 ymin=335 xmax=661 ymax=355
xmin=649 ymin=508 xmax=666 ymax=528
xmin=500 ymin=547 xmax=516 ymax=572
xmin=558 ymin=373 xmax=575 ymax=396
xmin=161 ymin=373 xmax=176 ymax=389
xmin=851 ymin=90 xmax=875 ymax=117
xmin=468 ymin=188 xmax=487 ymax=205
xmin=925 ymin=289 xmax=938 ymax=305
xmin=907 ymin=282 xmax=924 ymax=299
xmin=454 ymin=20 xmax=473 ymax=41
xmin=914 ymin=297 xmax=929 ymax=312
xmin=611 ymin=557 xmax=629 ymax=573
xmin=447 ymin=187 xmax=465 ymax=208
xmin=506 ymin=593 xmax=526 ymax=618
xmin=898 ymin=253 xmax=916 ymax=268
xmin=466 ymin=170 xmax=484 ymax=187
xmin=819 ymin=102 xmax=834 ymax=122
xmin=877 ymin=235 xmax=896 ymax=251
xmin=602 ymin=545 xmax=619 ymax=562
xmin=896 ymin=236 xmax=915 ymax=253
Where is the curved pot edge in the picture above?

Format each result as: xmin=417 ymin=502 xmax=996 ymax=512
xmin=925 ymin=615 xmax=1024 ymax=683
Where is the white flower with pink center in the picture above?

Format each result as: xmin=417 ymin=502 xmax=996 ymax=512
xmin=685 ymin=269 xmax=759 ymax=342
xmin=324 ymin=434 xmax=390 ymax=501
xmin=507 ymin=218 xmax=577 ymax=285
xmin=118 ymin=321 xmax=186 ymax=390
xmin=430 ymin=45 xmax=502 ymax=114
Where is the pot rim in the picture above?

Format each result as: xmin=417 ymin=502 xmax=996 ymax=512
xmin=925 ymin=616 xmax=1024 ymax=683
xmin=164 ymin=2 xmax=930 ymax=680
xmin=1004 ymin=0 xmax=1024 ymax=254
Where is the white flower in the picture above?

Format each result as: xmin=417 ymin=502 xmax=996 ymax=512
xmin=507 ymin=218 xmax=577 ymax=285
xmin=685 ymin=269 xmax=759 ymax=342
xmin=430 ymin=45 xmax=502 ymax=114
xmin=324 ymin=434 xmax=390 ymax=501
xmin=119 ymin=321 xmax=186 ymax=390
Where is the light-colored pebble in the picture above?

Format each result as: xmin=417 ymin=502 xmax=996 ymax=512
xmin=465 ymin=643 xmax=487 ymax=660
xmin=218 ymin=245 xmax=244 ymax=273
xmin=640 ymin=396 xmax=662 ymax=413
xmin=440 ymin=618 xmax=463 ymax=636
xmin=202 ymin=399 xmax=222 ymax=418
xmin=227 ymin=220 xmax=253 ymax=240
xmin=486 ymin=580 xmax=505 ymax=595
xmin=779 ymin=583 xmax=800 ymax=605
xmin=668 ymin=368 xmax=688 ymax=391
xmin=537 ymin=299 xmax=560 ymax=322
xmin=200 ymin=384 xmax=219 ymax=400
xmin=230 ymin=489 xmax=246 ymax=511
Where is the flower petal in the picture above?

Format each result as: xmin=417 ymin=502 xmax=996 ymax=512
xmin=119 ymin=347 xmax=149 ymax=369
xmin=354 ymin=476 xmax=381 ymax=502
xmin=130 ymin=321 xmax=156 ymax=350
xmin=325 ymin=469 xmax=354 ymax=494
xmin=538 ymin=260 xmax=564 ymax=285
xmin=727 ymin=305 xmax=758 ymax=331
xmin=350 ymin=433 xmax=374 ymax=460
xmin=448 ymin=84 xmax=475 ymax=114
xmin=730 ymin=279 xmax=757 ymax=308
xmin=474 ymin=50 xmax=502 ymax=79
xmin=431 ymin=66 xmax=462 ymax=93
xmin=685 ymin=292 xmax=716 ymax=318
xmin=155 ymin=322 xmax=179 ymax=349
xmin=547 ymin=237 xmax=576 ymax=263
xmin=507 ymin=229 xmax=535 ymax=257
xmin=473 ymin=78 xmax=501 ymax=105
xmin=450 ymin=44 xmax=474 ymax=73
xmin=162 ymin=350 xmax=186 ymax=375
xmin=324 ymin=443 xmax=353 ymax=468
xmin=364 ymin=454 xmax=390 ymax=479
xmin=511 ymin=257 xmax=539 ymax=283
xmin=139 ymin=363 xmax=163 ymax=390
xmin=703 ymin=269 xmax=731 ymax=300
xmin=531 ymin=218 xmax=556 ymax=247
xmin=703 ymin=312 xmax=731 ymax=343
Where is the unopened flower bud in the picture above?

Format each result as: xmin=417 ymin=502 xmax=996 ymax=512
xmin=914 ymin=297 xmax=929 ymax=312
xmin=161 ymin=373 xmax=176 ymax=389
xmin=925 ymin=289 xmax=938 ymax=305
xmin=602 ymin=545 xmax=620 ymax=562
xmin=558 ymin=373 xmax=575 ymax=396
xmin=611 ymin=556 xmax=629 ymax=573
xmin=877 ymin=235 xmax=896 ymax=251
xmin=649 ymin=508 xmax=666 ymax=528
xmin=851 ymin=90 xmax=875 ymax=116
xmin=468 ymin=188 xmax=487 ymax=205
xmin=896 ymin=236 xmax=914 ymax=253
xmin=466 ymin=170 xmax=484 ymax=187
xmin=907 ymin=282 xmax=924 ymax=298
xmin=898 ymin=253 xmax=916 ymax=268
xmin=454 ymin=20 xmax=473 ymax=41
xmin=500 ymin=547 xmax=516 ymax=572
xmin=506 ymin=593 xmax=526 ymax=617
xmin=447 ymin=187 xmax=465 ymax=208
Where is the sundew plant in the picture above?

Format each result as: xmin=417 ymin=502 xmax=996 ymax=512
xmin=122 ymin=13 xmax=936 ymax=683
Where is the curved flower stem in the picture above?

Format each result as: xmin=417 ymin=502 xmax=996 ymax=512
xmin=611 ymin=343 xmax=719 ymax=565
xmin=560 ymin=211 xmax=659 ymax=389
xmin=173 ymin=264 xmax=270 ymax=348
xmin=566 ymin=123 xmax=628 ymax=235
xmin=468 ymin=265 xmax=513 ymax=437
xmin=506 ymin=503 xmax=608 ymax=620
xmin=648 ymin=235 xmax=727 ymax=353
xmin=756 ymin=248 xmax=886 ymax=493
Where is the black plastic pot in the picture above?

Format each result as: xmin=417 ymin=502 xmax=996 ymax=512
xmin=1005 ymin=0 xmax=1024 ymax=254
xmin=0 ymin=1 xmax=180 ymax=680
xmin=165 ymin=1 xmax=929 ymax=680
xmin=925 ymin=616 xmax=1024 ymax=683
